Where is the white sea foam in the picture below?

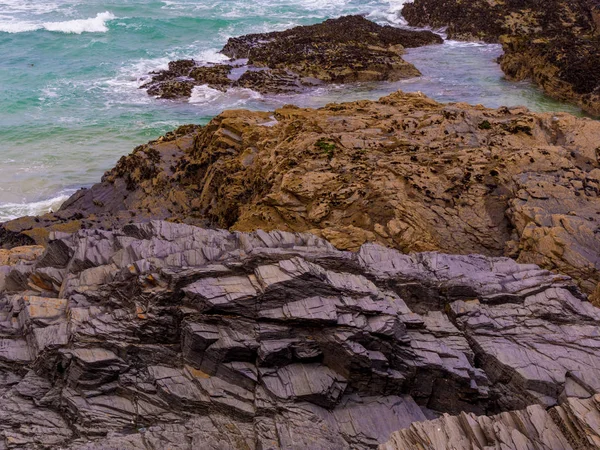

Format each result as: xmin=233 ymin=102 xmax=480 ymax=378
xmin=0 ymin=11 xmax=115 ymax=34
xmin=445 ymin=40 xmax=496 ymax=48
xmin=0 ymin=21 xmax=39 ymax=33
xmin=0 ymin=192 xmax=75 ymax=222
xmin=189 ymin=85 xmax=263 ymax=107
xmin=194 ymin=48 xmax=230 ymax=64
xmin=39 ymin=87 xmax=59 ymax=101
xmin=99 ymin=47 xmax=231 ymax=105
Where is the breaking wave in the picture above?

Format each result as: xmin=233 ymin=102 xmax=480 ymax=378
xmin=0 ymin=11 xmax=115 ymax=34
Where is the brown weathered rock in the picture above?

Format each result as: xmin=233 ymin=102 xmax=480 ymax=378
xmin=0 ymin=246 xmax=44 ymax=266
xmin=142 ymin=15 xmax=442 ymax=99
xmin=0 ymin=220 xmax=598 ymax=448
xmin=402 ymin=0 xmax=600 ymax=115
xmin=3 ymin=91 xmax=598 ymax=301
xmin=0 ymin=245 xmax=45 ymax=294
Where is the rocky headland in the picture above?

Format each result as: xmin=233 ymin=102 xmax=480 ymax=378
xmin=3 ymin=91 xmax=599 ymax=303
xmin=0 ymin=221 xmax=600 ymax=448
xmin=141 ymin=16 xmax=442 ymax=98
xmin=402 ymin=0 xmax=600 ymax=116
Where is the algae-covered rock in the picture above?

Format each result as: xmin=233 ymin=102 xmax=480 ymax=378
xmin=402 ymin=0 xmax=600 ymax=115
xmin=142 ymin=15 xmax=442 ymax=99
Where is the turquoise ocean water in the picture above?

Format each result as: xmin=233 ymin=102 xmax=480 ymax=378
xmin=0 ymin=0 xmax=585 ymax=221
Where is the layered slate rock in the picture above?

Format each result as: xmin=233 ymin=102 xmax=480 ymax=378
xmin=381 ymin=395 xmax=600 ymax=449
xmin=0 ymin=221 xmax=599 ymax=448
xmin=141 ymin=15 xmax=442 ymax=98
xmin=402 ymin=0 xmax=600 ymax=115
xmin=4 ymin=91 xmax=599 ymax=302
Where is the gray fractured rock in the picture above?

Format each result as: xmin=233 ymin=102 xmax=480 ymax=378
xmin=0 ymin=221 xmax=598 ymax=448
xmin=4 ymin=91 xmax=600 ymax=305
xmin=260 ymin=363 xmax=348 ymax=408
xmin=380 ymin=394 xmax=600 ymax=450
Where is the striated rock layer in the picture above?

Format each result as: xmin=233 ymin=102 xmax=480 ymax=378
xmin=381 ymin=394 xmax=600 ymax=449
xmin=402 ymin=0 xmax=600 ymax=116
xmin=3 ymin=91 xmax=599 ymax=302
xmin=0 ymin=220 xmax=600 ymax=448
xmin=141 ymin=15 xmax=442 ymax=98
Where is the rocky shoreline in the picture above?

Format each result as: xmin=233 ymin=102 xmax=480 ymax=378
xmin=141 ymin=16 xmax=442 ymax=99
xmin=1 ymin=8 xmax=600 ymax=450
xmin=402 ymin=0 xmax=600 ymax=116
xmin=3 ymin=91 xmax=599 ymax=303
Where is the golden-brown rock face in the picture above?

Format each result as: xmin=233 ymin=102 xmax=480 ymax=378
xmin=0 ymin=246 xmax=44 ymax=266
xmin=2 ymin=91 xmax=599 ymax=300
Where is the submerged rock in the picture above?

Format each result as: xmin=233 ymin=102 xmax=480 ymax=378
xmin=141 ymin=15 xmax=442 ymax=99
xmin=402 ymin=0 xmax=600 ymax=116
xmin=0 ymin=220 xmax=599 ymax=448
xmin=3 ymin=90 xmax=598 ymax=302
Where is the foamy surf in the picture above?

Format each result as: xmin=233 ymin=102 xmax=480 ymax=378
xmin=189 ymin=85 xmax=263 ymax=107
xmin=0 ymin=0 xmax=586 ymax=223
xmin=0 ymin=192 xmax=75 ymax=222
xmin=0 ymin=11 xmax=115 ymax=34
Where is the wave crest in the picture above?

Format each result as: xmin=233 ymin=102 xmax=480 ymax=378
xmin=0 ymin=11 xmax=115 ymax=34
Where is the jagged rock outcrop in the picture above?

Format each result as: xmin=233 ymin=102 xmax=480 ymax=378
xmin=0 ymin=220 xmax=599 ymax=448
xmin=381 ymin=394 xmax=600 ymax=449
xmin=2 ymin=91 xmax=599 ymax=302
xmin=141 ymin=15 xmax=442 ymax=98
xmin=402 ymin=0 xmax=600 ymax=115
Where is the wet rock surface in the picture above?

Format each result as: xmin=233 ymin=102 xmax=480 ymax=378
xmin=4 ymin=91 xmax=599 ymax=302
xmin=0 ymin=220 xmax=599 ymax=448
xmin=402 ymin=0 xmax=600 ymax=115
xmin=141 ymin=15 xmax=442 ymax=99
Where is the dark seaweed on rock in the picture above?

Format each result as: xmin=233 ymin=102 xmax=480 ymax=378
xmin=221 ymin=14 xmax=443 ymax=60
xmin=402 ymin=0 xmax=600 ymax=115
xmin=141 ymin=15 xmax=443 ymax=99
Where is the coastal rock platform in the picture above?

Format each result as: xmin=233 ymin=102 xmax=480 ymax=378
xmin=3 ymin=91 xmax=599 ymax=302
xmin=402 ymin=0 xmax=600 ymax=116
